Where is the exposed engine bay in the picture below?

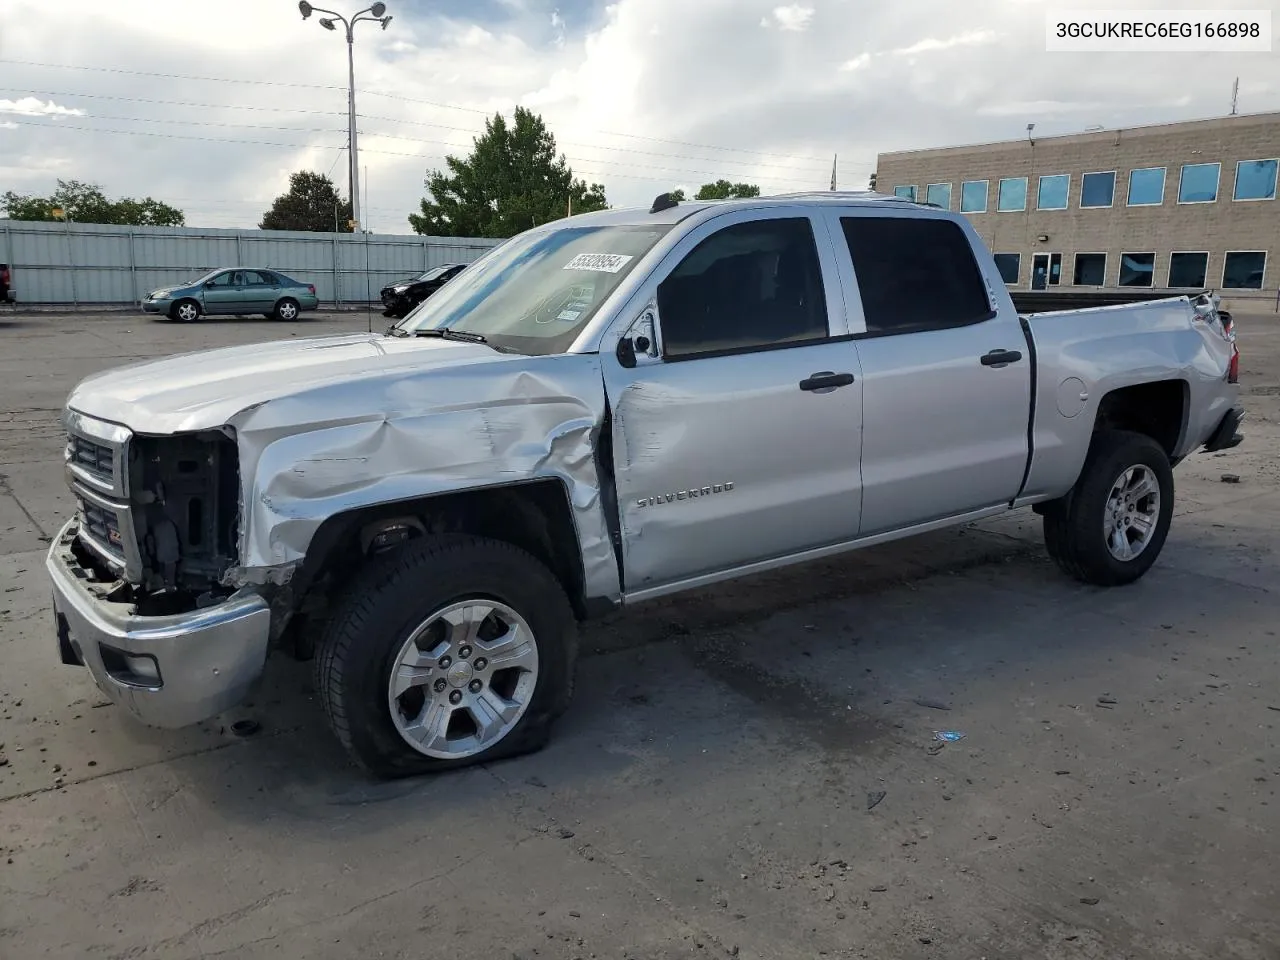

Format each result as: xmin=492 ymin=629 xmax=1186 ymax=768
xmin=129 ymin=431 xmax=240 ymax=598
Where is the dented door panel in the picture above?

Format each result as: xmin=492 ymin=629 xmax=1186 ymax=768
xmin=606 ymin=344 xmax=864 ymax=589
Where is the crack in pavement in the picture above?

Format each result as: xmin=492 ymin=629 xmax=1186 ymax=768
xmin=0 ymin=471 xmax=49 ymax=539
xmin=0 ymin=723 xmax=307 ymax=806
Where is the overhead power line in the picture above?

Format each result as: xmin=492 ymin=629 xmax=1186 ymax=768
xmin=8 ymin=119 xmax=831 ymax=189
xmin=358 ymin=129 xmax=825 ymax=185
xmin=356 ymin=113 xmax=845 ymax=173
xmin=1 ymin=58 xmax=846 ymax=166
xmin=2 ymin=86 xmax=844 ymax=171
xmin=0 ymin=59 xmax=341 ymax=91
xmin=1 ymin=87 xmax=346 ymax=117
xmin=4 ymin=118 xmax=345 ymax=152
xmin=361 ymin=88 xmax=838 ymax=163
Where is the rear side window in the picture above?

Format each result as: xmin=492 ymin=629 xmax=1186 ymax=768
xmin=658 ymin=218 xmax=828 ymax=358
xmin=840 ymin=217 xmax=993 ymax=336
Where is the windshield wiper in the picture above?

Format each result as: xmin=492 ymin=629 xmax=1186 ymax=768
xmin=412 ymin=327 xmax=489 ymax=344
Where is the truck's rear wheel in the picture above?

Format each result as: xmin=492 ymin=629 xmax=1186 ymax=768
xmin=1042 ymin=429 xmax=1174 ymax=586
xmin=314 ymin=535 xmax=577 ymax=778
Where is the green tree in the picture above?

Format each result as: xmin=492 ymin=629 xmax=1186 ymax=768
xmin=259 ymin=170 xmax=353 ymax=232
xmin=2 ymin=179 xmax=184 ymax=225
xmin=694 ymin=180 xmax=761 ymax=200
xmin=868 ymin=171 xmax=878 ymax=191
xmin=665 ymin=182 xmax=760 ymax=202
xmin=409 ymin=107 xmax=607 ymax=238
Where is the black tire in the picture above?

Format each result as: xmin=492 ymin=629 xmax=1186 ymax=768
xmin=273 ymin=297 xmax=301 ymax=321
xmin=169 ymin=299 xmax=201 ymax=323
xmin=314 ymin=535 xmax=578 ymax=778
xmin=1042 ymin=429 xmax=1174 ymax=586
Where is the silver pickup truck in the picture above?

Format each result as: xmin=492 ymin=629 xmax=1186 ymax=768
xmin=47 ymin=192 xmax=1243 ymax=776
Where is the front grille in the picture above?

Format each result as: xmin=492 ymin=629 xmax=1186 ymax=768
xmin=64 ymin=414 xmax=136 ymax=577
xmin=69 ymin=435 xmax=115 ymax=487
xmin=78 ymin=496 xmax=126 ymax=560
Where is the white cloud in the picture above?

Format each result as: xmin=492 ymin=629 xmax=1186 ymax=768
xmin=893 ymin=29 xmax=999 ymax=56
xmin=766 ymin=4 xmax=815 ymax=32
xmin=0 ymin=0 xmax=1275 ymax=232
xmin=0 ymin=97 xmax=87 ymax=118
xmin=976 ymin=99 xmax=1110 ymax=116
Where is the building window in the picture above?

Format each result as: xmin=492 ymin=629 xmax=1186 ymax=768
xmin=997 ymin=177 xmax=1027 ymax=212
xmin=1234 ymin=159 xmax=1278 ymax=201
xmin=1168 ymin=252 xmax=1209 ymax=288
xmin=1118 ymin=252 xmax=1156 ymax=287
xmin=1037 ymin=174 xmax=1069 ymax=210
xmin=1127 ymin=167 xmax=1166 ymax=206
xmin=925 ymin=182 xmax=952 ymax=209
xmin=1073 ymin=253 xmax=1106 ymax=286
xmin=1223 ymin=251 xmax=1266 ymax=289
xmin=993 ymin=253 xmax=1020 ymax=284
xmin=894 ymin=185 xmax=917 ymax=201
xmin=1080 ymin=171 xmax=1116 ymax=208
xmin=960 ymin=180 xmax=988 ymax=213
xmin=1178 ymin=162 xmax=1221 ymax=203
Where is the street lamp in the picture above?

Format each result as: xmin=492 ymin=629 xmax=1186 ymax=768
xmin=299 ymin=1 xmax=392 ymax=233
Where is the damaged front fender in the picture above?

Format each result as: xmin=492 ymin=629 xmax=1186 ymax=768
xmin=222 ymin=353 xmax=620 ymax=601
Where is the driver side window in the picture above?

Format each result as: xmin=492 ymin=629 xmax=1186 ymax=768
xmin=657 ymin=217 xmax=829 ymax=360
xmin=206 ymin=272 xmax=234 ymax=288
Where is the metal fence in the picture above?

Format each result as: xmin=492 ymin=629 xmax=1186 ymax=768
xmin=0 ymin=219 xmax=502 ymax=307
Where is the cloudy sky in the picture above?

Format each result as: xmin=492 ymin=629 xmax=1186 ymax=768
xmin=1 ymin=0 xmax=1276 ymax=233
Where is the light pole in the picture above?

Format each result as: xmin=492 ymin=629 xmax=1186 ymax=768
xmin=51 ymin=205 xmax=78 ymax=309
xmin=299 ymin=1 xmax=392 ymax=233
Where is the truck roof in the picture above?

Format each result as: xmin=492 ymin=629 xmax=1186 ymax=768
xmin=559 ymin=191 xmax=930 ymax=228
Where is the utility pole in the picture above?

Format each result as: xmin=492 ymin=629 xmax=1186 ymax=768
xmin=1231 ymin=77 xmax=1239 ymax=116
xmin=299 ymin=1 xmax=393 ymax=233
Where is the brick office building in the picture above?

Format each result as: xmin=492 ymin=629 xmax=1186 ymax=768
xmin=875 ymin=111 xmax=1278 ymax=297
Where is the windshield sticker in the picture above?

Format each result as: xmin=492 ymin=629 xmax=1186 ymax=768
xmin=563 ymin=253 xmax=634 ymax=274
xmin=554 ymin=309 xmax=583 ymax=322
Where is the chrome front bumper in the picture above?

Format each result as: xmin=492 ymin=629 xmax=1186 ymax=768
xmin=47 ymin=520 xmax=272 ymax=729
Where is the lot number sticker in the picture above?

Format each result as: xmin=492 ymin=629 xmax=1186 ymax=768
xmin=563 ymin=253 xmax=634 ymax=273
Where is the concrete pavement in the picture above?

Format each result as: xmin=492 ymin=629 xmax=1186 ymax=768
xmin=0 ymin=310 xmax=1276 ymax=959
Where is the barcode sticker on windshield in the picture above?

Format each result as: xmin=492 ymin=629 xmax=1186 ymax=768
xmin=563 ymin=253 xmax=634 ymax=273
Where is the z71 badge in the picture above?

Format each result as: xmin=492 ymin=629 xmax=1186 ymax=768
xmin=636 ymin=482 xmax=734 ymax=509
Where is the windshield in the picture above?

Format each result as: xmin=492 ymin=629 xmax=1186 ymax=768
xmin=399 ymin=224 xmax=671 ymax=355
xmin=417 ymin=265 xmax=452 ymax=282
xmin=180 ymin=269 xmax=222 ymax=287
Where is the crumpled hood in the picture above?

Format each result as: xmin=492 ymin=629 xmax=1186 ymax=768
xmin=67 ymin=332 xmax=500 ymax=434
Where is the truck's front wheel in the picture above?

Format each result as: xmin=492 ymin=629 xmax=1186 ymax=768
xmin=1042 ymin=429 xmax=1174 ymax=586
xmin=315 ymin=535 xmax=578 ymax=777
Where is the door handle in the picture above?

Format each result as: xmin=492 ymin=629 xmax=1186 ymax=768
xmin=799 ymin=371 xmax=855 ymax=392
xmin=980 ymin=349 xmax=1023 ymax=367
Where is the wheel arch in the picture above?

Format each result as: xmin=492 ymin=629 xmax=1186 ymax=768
xmin=288 ymin=478 xmax=595 ymax=629
xmin=1092 ymin=378 xmax=1190 ymax=462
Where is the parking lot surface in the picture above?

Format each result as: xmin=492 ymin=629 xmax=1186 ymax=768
xmin=1 ymin=308 xmax=1278 ymax=959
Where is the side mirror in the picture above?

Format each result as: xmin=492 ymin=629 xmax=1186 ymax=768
xmin=616 ymin=335 xmax=637 ymax=369
xmin=615 ymin=309 xmax=660 ymax=369
xmin=205 ymin=281 xmax=216 ymax=288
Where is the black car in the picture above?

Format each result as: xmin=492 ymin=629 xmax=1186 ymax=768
xmin=380 ymin=263 xmax=467 ymax=319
